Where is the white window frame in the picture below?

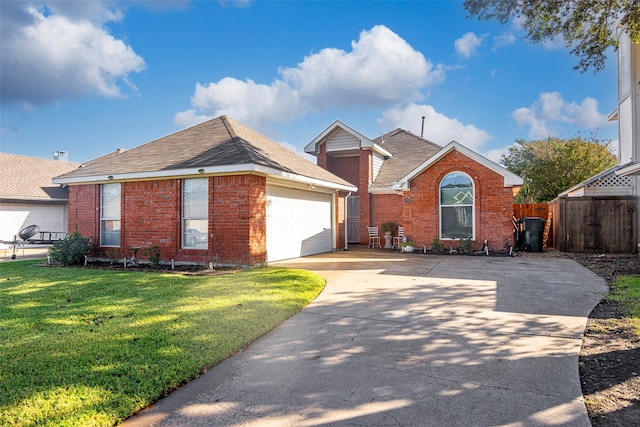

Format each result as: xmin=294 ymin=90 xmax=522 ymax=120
xmin=100 ymin=183 xmax=121 ymax=247
xmin=439 ymin=172 xmax=475 ymax=240
xmin=182 ymin=178 xmax=208 ymax=249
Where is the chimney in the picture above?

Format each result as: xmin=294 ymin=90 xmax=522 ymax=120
xmin=53 ymin=151 xmax=68 ymax=162
xmin=421 ymin=116 xmax=425 ymax=138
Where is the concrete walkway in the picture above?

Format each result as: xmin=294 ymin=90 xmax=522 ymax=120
xmin=123 ymin=248 xmax=608 ymax=427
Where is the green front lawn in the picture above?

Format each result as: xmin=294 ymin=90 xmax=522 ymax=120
xmin=607 ymin=275 xmax=640 ymax=335
xmin=0 ymin=261 xmax=325 ymax=426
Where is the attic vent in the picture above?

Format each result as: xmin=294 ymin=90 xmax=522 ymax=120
xmin=590 ymin=173 xmax=632 ymax=187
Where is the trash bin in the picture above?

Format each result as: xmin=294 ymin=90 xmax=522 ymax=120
xmin=519 ymin=217 xmax=546 ymax=252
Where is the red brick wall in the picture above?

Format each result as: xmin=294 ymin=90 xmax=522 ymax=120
xmin=213 ymin=175 xmax=266 ymax=266
xmin=402 ymin=150 xmax=514 ymax=251
xmin=358 ymin=150 xmax=372 ymax=244
xmin=68 ymin=184 xmax=100 ymax=243
xmin=67 ymin=174 xmax=268 ymax=266
xmin=327 ymin=156 xmax=359 ymax=189
xmin=122 ymin=180 xmax=180 ymax=260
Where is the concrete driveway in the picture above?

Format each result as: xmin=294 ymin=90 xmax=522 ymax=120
xmin=123 ymin=248 xmax=608 ymax=427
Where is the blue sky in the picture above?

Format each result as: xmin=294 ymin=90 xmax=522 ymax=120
xmin=1 ymin=0 xmax=619 ymax=165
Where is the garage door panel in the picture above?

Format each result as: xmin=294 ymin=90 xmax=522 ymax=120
xmin=266 ymin=186 xmax=332 ymax=262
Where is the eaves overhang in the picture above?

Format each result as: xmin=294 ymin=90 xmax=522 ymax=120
xmin=53 ymin=164 xmax=358 ymax=193
xmin=304 ymin=120 xmax=392 ymax=158
xmin=616 ymin=162 xmax=640 ymax=176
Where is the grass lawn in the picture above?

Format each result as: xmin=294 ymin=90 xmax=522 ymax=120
xmin=607 ymin=274 xmax=640 ymax=335
xmin=0 ymin=260 xmax=325 ymax=426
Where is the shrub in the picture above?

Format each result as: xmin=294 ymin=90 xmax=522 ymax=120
xmin=380 ymin=222 xmax=396 ymax=234
xmin=143 ymin=245 xmax=161 ymax=268
xmin=430 ymin=238 xmax=445 ymax=254
xmin=49 ymin=232 xmax=95 ymax=265
xmin=458 ymin=237 xmax=472 ymax=254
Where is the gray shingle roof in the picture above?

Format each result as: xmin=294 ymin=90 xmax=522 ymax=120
xmin=370 ymin=129 xmax=442 ymax=189
xmin=0 ymin=153 xmax=81 ymax=201
xmin=55 ymin=116 xmax=355 ymax=189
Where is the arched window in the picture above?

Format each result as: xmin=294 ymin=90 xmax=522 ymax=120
xmin=440 ymin=172 xmax=474 ymax=239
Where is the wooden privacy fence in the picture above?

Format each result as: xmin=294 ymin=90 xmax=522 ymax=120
xmin=548 ymin=197 xmax=637 ymax=253
xmin=513 ymin=203 xmax=548 ymax=220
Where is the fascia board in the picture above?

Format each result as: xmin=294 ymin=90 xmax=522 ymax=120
xmin=304 ymin=120 xmax=376 ymax=154
xmin=616 ymin=162 xmax=640 ymax=176
xmin=53 ymin=163 xmax=358 ymax=192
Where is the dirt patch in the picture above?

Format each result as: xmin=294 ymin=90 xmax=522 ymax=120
xmin=551 ymin=252 xmax=640 ymax=426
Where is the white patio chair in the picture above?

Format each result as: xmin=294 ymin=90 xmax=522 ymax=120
xmin=392 ymin=226 xmax=405 ymax=249
xmin=367 ymin=226 xmax=381 ymax=248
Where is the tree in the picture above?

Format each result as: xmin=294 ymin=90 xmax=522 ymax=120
xmin=502 ymin=136 xmax=618 ymax=202
xmin=464 ymin=0 xmax=640 ymax=72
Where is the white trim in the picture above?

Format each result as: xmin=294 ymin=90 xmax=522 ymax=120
xmin=304 ymin=120 xmax=392 ymax=158
xmin=439 ymin=172 xmax=475 ymax=241
xmin=392 ymin=141 xmax=523 ymax=190
xmin=54 ymin=163 xmax=357 ymax=193
xmin=616 ymin=162 xmax=640 ymax=176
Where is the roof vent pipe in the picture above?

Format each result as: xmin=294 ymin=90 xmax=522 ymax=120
xmin=421 ymin=116 xmax=425 ymax=138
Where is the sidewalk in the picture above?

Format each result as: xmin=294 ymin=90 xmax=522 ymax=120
xmin=1 ymin=244 xmax=51 ymax=262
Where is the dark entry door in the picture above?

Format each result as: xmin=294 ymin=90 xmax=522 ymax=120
xmin=347 ymin=196 xmax=360 ymax=243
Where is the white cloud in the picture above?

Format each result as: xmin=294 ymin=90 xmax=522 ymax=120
xmin=175 ymin=25 xmax=446 ymax=132
xmin=1 ymin=1 xmax=145 ymax=105
xmin=483 ymin=145 xmax=512 ymax=165
xmin=378 ymin=103 xmax=492 ymax=152
xmin=512 ymin=92 xmax=612 ymax=139
xmin=454 ymin=32 xmax=486 ymax=59
xmin=493 ymin=31 xmax=516 ymax=49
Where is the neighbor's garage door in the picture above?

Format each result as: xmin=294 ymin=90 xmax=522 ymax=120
xmin=0 ymin=204 xmax=67 ymax=241
xmin=266 ymin=185 xmax=332 ymax=262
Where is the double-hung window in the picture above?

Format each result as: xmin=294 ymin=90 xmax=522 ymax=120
xmin=182 ymin=178 xmax=208 ymax=249
xmin=100 ymin=183 xmax=121 ymax=247
xmin=440 ymin=172 xmax=474 ymax=240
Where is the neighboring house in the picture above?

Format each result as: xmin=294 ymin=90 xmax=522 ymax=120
xmin=611 ymin=28 xmax=640 ymax=249
xmin=0 ymin=153 xmax=81 ymax=243
xmin=557 ymin=28 xmax=640 ymax=252
xmin=53 ymin=116 xmax=356 ymax=266
xmin=305 ymin=121 xmax=523 ymax=251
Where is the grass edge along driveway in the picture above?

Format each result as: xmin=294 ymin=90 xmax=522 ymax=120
xmin=0 ymin=261 xmax=325 ymax=427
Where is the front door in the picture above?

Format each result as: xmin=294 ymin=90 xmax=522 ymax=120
xmin=347 ymin=196 xmax=360 ymax=243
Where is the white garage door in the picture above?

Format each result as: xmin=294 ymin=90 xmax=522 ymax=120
xmin=0 ymin=204 xmax=67 ymax=241
xmin=266 ymin=186 xmax=333 ymax=262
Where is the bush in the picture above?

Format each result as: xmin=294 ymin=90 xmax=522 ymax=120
xmin=430 ymin=238 xmax=445 ymax=254
xmin=458 ymin=237 xmax=472 ymax=254
xmin=143 ymin=245 xmax=161 ymax=268
xmin=49 ymin=232 xmax=95 ymax=265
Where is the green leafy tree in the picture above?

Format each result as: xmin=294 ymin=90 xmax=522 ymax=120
xmin=502 ymin=136 xmax=618 ymax=202
xmin=464 ymin=0 xmax=640 ymax=72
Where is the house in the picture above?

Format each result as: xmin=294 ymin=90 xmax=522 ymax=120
xmin=0 ymin=153 xmax=81 ymax=244
xmin=611 ymin=27 xmax=640 ymax=250
xmin=53 ymin=116 xmax=357 ymax=266
xmin=552 ymin=27 xmax=640 ymax=253
xmin=305 ymin=121 xmax=523 ymax=251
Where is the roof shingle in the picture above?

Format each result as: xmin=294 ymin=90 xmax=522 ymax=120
xmin=0 ymin=153 xmax=81 ymax=201
xmin=55 ymin=116 xmax=355 ymax=189
xmin=370 ymin=129 xmax=442 ymax=189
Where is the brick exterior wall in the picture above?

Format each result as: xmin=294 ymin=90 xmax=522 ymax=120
xmin=317 ymin=143 xmax=514 ymax=253
xmin=67 ymin=174 xmax=269 ymax=266
xmin=68 ymin=184 xmax=100 ymax=241
xmin=400 ymin=150 xmax=514 ymax=252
